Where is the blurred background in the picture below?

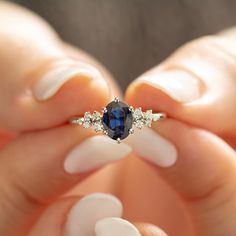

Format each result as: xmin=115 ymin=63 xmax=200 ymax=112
xmin=9 ymin=0 xmax=236 ymax=90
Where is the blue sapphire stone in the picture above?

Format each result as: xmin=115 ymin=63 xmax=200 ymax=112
xmin=102 ymin=101 xmax=133 ymax=140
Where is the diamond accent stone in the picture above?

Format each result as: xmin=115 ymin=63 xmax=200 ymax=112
xmin=83 ymin=112 xmax=92 ymax=129
xmin=144 ymin=110 xmax=153 ymax=127
xmin=78 ymin=118 xmax=84 ymax=125
xmin=133 ymin=108 xmax=144 ymax=129
xmin=134 ymin=120 xmax=144 ymax=129
xmin=92 ymin=111 xmax=101 ymax=121
xmin=133 ymin=108 xmax=143 ymax=119
xmin=83 ymin=122 xmax=91 ymax=129
xmin=91 ymin=111 xmax=103 ymax=132
xmin=94 ymin=122 xmax=103 ymax=132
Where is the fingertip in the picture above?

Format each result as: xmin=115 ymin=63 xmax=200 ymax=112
xmin=65 ymin=193 xmax=123 ymax=236
xmin=12 ymin=59 xmax=111 ymax=131
xmin=125 ymin=81 xmax=178 ymax=114
xmin=126 ymin=126 xmax=177 ymax=168
xmin=42 ymin=71 xmax=110 ymax=116
xmin=95 ymin=218 xmax=141 ymax=236
xmin=134 ymin=223 xmax=168 ymax=236
xmin=33 ymin=59 xmax=110 ymax=102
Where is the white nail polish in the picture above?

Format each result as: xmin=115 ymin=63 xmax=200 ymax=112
xmin=34 ymin=61 xmax=106 ymax=101
xmin=138 ymin=70 xmax=201 ymax=103
xmin=95 ymin=218 xmax=141 ymax=236
xmin=64 ymin=136 xmax=132 ymax=174
xmin=64 ymin=193 xmax=123 ymax=236
xmin=126 ymin=127 xmax=177 ymax=167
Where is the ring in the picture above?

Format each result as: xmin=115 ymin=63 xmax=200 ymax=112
xmin=70 ymin=98 xmax=166 ymax=143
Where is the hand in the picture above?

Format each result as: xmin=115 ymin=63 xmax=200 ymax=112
xmin=125 ymin=28 xmax=236 ymax=236
xmin=0 ymin=2 xmax=132 ymax=235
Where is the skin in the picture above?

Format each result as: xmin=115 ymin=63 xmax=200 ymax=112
xmin=0 ymin=1 xmax=236 ymax=236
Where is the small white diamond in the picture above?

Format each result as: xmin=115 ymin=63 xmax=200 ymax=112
xmin=133 ymin=108 xmax=144 ymax=129
xmin=145 ymin=120 xmax=152 ymax=127
xmin=83 ymin=122 xmax=91 ymax=129
xmin=92 ymin=111 xmax=101 ymax=121
xmin=78 ymin=118 xmax=84 ymax=125
xmin=94 ymin=122 xmax=103 ymax=132
xmin=133 ymin=108 xmax=143 ymax=119
xmin=152 ymin=114 xmax=160 ymax=121
xmin=145 ymin=110 xmax=153 ymax=119
xmin=144 ymin=110 xmax=153 ymax=127
xmin=144 ymin=111 xmax=153 ymax=120
xmin=92 ymin=111 xmax=102 ymax=131
xmin=135 ymin=120 xmax=144 ymax=129
xmin=83 ymin=112 xmax=92 ymax=128
xmin=84 ymin=112 xmax=91 ymax=120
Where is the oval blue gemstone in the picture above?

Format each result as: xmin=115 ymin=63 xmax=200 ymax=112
xmin=102 ymin=101 xmax=133 ymax=140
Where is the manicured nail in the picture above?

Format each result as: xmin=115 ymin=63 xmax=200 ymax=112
xmin=64 ymin=193 xmax=123 ymax=236
xmin=64 ymin=136 xmax=132 ymax=174
xmin=126 ymin=127 xmax=177 ymax=167
xmin=95 ymin=218 xmax=141 ymax=236
xmin=34 ymin=60 xmax=107 ymax=101
xmin=138 ymin=70 xmax=201 ymax=103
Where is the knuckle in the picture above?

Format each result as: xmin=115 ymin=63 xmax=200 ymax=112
xmin=0 ymin=178 xmax=46 ymax=218
xmin=165 ymin=34 xmax=236 ymax=73
xmin=184 ymin=35 xmax=215 ymax=48
xmin=185 ymin=180 xmax=236 ymax=212
xmin=176 ymin=35 xmax=219 ymax=55
xmin=174 ymin=34 xmax=234 ymax=60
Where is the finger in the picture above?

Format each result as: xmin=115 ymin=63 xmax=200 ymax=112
xmin=0 ymin=2 xmax=115 ymax=132
xmin=0 ymin=126 xmax=131 ymax=235
xmin=29 ymin=193 xmax=123 ymax=236
xmin=95 ymin=218 xmax=141 ymax=236
xmin=134 ymin=223 xmax=168 ymax=236
xmin=125 ymin=32 xmax=236 ymax=145
xmin=95 ymin=218 xmax=169 ymax=236
xmin=127 ymin=120 xmax=236 ymax=236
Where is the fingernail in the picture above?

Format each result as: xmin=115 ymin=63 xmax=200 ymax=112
xmin=64 ymin=136 xmax=132 ymax=174
xmin=34 ymin=59 xmax=107 ymax=101
xmin=126 ymin=127 xmax=177 ymax=167
xmin=95 ymin=218 xmax=141 ymax=236
xmin=64 ymin=193 xmax=123 ymax=236
xmin=138 ymin=70 xmax=201 ymax=103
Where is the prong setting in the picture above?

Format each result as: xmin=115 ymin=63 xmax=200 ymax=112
xmin=129 ymin=106 xmax=134 ymax=112
xmin=103 ymin=130 xmax=108 ymax=135
xmin=129 ymin=128 xmax=134 ymax=134
xmin=102 ymin=107 xmax=108 ymax=113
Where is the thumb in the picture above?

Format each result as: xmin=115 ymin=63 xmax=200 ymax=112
xmin=0 ymin=2 xmax=113 ymax=132
xmin=126 ymin=31 xmax=236 ymax=146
